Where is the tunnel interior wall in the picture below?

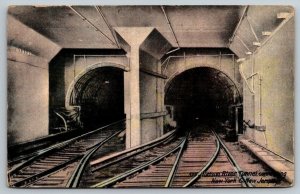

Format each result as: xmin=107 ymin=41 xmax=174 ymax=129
xmin=163 ymin=49 xmax=242 ymax=94
xmin=140 ymin=50 xmax=164 ymax=143
xmin=49 ymin=50 xmax=127 ymax=107
xmin=7 ymin=15 xmax=61 ymax=145
xmin=163 ymin=49 xmax=242 ymax=130
xmin=49 ymin=49 xmax=127 ymax=131
xmin=8 ymin=49 xmax=49 ymax=145
xmin=242 ymin=17 xmax=294 ymax=160
xmin=165 ymin=67 xmax=238 ymax=129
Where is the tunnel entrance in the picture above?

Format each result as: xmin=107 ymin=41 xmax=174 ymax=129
xmin=165 ymin=67 xmax=241 ymax=129
xmin=68 ymin=67 xmax=125 ymax=130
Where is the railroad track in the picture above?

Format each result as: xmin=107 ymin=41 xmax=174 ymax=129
xmin=91 ymin=127 xmax=254 ymax=188
xmin=186 ymin=130 xmax=252 ymax=187
xmin=7 ymin=119 xmax=126 ymax=188
xmin=78 ymin=129 xmax=181 ymax=187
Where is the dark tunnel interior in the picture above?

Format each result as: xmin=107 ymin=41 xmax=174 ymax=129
xmin=165 ymin=67 xmax=239 ymax=128
xmin=70 ymin=67 xmax=125 ymax=130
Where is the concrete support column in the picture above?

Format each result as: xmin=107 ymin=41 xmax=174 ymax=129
xmin=125 ymin=47 xmax=141 ymax=148
xmin=156 ymin=62 xmax=164 ymax=137
xmin=124 ymin=69 xmax=131 ymax=148
xmin=116 ymin=27 xmax=154 ymax=148
xmin=115 ymin=27 xmax=172 ymax=148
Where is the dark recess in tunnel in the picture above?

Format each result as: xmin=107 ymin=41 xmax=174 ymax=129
xmin=49 ymin=49 xmax=127 ymax=133
xmin=165 ymin=67 xmax=239 ymax=128
xmin=70 ymin=67 xmax=125 ymax=130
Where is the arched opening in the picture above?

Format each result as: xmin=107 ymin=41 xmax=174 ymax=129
xmin=165 ymin=67 xmax=241 ymax=130
xmin=69 ymin=66 xmax=125 ymax=130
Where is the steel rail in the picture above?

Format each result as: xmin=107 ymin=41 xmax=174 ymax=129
xmin=8 ymin=119 xmax=125 ymax=178
xmin=249 ymin=140 xmax=294 ymax=164
xmin=164 ymin=132 xmax=189 ymax=187
xmin=91 ymin=130 xmax=176 ymax=172
xmin=183 ymin=131 xmax=220 ymax=187
xmin=7 ymin=129 xmax=85 ymax=166
xmin=11 ymin=155 xmax=83 ymax=187
xmin=66 ymin=129 xmax=125 ymax=188
xmin=213 ymin=131 xmax=254 ymax=187
xmin=91 ymin=135 xmax=188 ymax=188
xmin=54 ymin=111 xmax=68 ymax=131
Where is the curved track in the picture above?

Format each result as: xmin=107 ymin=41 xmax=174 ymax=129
xmin=9 ymin=123 xmax=288 ymax=188
xmin=7 ymin=120 xmax=125 ymax=188
xmin=96 ymin=127 xmax=253 ymax=188
xmin=80 ymin=130 xmax=183 ymax=187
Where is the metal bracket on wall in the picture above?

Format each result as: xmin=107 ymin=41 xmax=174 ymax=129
xmin=141 ymin=111 xmax=167 ymax=120
xmin=239 ymin=63 xmax=255 ymax=94
xmin=255 ymin=125 xmax=266 ymax=132
xmin=140 ymin=68 xmax=168 ymax=79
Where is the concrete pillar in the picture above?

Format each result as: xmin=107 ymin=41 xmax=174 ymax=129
xmin=156 ymin=62 xmax=164 ymax=137
xmin=115 ymin=27 xmax=154 ymax=148
xmin=115 ymin=27 xmax=172 ymax=148
xmin=127 ymin=46 xmax=141 ymax=147
xmin=124 ymin=68 xmax=131 ymax=148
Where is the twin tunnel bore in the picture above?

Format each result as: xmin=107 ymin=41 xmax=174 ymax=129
xmin=165 ymin=67 xmax=241 ymax=130
xmin=51 ymin=66 xmax=241 ymax=133
xmin=68 ymin=67 xmax=125 ymax=130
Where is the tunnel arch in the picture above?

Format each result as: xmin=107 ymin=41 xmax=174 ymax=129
xmin=165 ymin=65 xmax=242 ymax=103
xmin=164 ymin=66 xmax=242 ymax=127
xmin=65 ymin=62 xmax=127 ymax=129
xmin=65 ymin=62 xmax=127 ymax=107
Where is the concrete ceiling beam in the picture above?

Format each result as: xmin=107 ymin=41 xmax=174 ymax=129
xmin=115 ymin=27 xmax=172 ymax=59
xmin=277 ymin=12 xmax=292 ymax=19
xmin=7 ymin=14 xmax=61 ymax=62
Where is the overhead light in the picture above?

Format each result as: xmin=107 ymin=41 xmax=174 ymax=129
xmin=11 ymin=46 xmax=33 ymax=56
xmin=262 ymin=31 xmax=272 ymax=36
xmin=104 ymin=81 xmax=110 ymax=84
xmin=277 ymin=12 xmax=291 ymax=19
xmin=253 ymin=42 xmax=261 ymax=47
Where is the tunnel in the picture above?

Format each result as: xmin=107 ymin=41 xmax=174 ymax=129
xmin=165 ymin=67 xmax=241 ymax=129
xmin=69 ymin=67 xmax=125 ymax=130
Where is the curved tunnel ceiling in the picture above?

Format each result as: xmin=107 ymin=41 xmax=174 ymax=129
xmin=165 ymin=67 xmax=238 ymax=124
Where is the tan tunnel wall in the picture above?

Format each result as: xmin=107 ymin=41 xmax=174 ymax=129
xmin=163 ymin=50 xmax=242 ymax=102
xmin=140 ymin=50 xmax=164 ymax=144
xmin=49 ymin=52 xmax=128 ymax=107
xmin=64 ymin=56 xmax=128 ymax=105
xmin=7 ymin=50 xmax=49 ymax=145
xmin=242 ymin=17 xmax=294 ymax=160
xmin=7 ymin=14 xmax=61 ymax=145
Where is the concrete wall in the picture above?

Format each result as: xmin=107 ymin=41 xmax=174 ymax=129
xmin=140 ymin=50 xmax=164 ymax=143
xmin=7 ymin=49 xmax=49 ymax=145
xmin=163 ymin=49 xmax=242 ymax=102
xmin=49 ymin=50 xmax=128 ymax=107
xmin=7 ymin=15 xmax=61 ymax=145
xmin=49 ymin=54 xmax=65 ymax=107
xmin=64 ymin=56 xmax=128 ymax=101
xmin=242 ymin=17 xmax=294 ymax=160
